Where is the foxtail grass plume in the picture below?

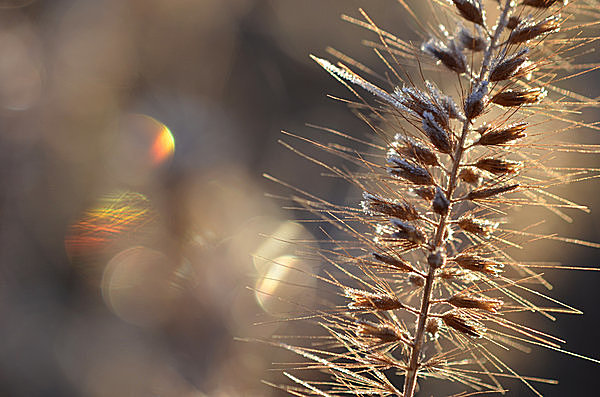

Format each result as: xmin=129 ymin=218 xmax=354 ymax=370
xmin=263 ymin=0 xmax=600 ymax=395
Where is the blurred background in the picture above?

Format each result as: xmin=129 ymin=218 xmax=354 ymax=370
xmin=0 ymin=0 xmax=598 ymax=396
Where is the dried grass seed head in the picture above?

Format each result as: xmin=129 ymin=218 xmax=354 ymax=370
xmin=448 ymin=294 xmax=503 ymax=312
xmin=390 ymin=218 xmax=427 ymax=245
xmin=277 ymin=0 xmax=598 ymax=395
xmin=356 ymin=320 xmax=405 ymax=344
xmin=508 ymin=15 xmax=561 ymax=44
xmin=442 ymin=311 xmax=484 ymax=338
xmin=457 ymin=216 xmax=498 ymax=238
xmin=467 ymin=183 xmax=520 ymax=200
xmin=476 ymin=122 xmax=528 ymax=145
xmin=453 ymin=253 xmax=504 ymax=275
xmin=422 ymin=37 xmax=468 ymax=74
xmin=387 ymin=155 xmax=436 ymax=185
xmin=491 ymin=88 xmax=547 ymax=107
xmin=489 ymin=49 xmax=530 ymax=82
xmin=345 ymin=288 xmax=405 ymax=311
xmin=422 ymin=111 xmax=454 ymax=154
xmin=390 ymin=134 xmax=440 ymax=166
xmin=451 ymin=0 xmax=485 ymax=26
xmin=372 ymin=252 xmax=415 ymax=273
xmin=475 ymin=157 xmax=522 ymax=175
xmin=362 ymin=192 xmax=420 ymax=220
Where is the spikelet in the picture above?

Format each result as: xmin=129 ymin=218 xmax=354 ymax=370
xmin=453 ymin=253 xmax=504 ymax=275
xmin=466 ymin=183 xmax=519 ymax=200
xmin=475 ymin=122 xmax=527 ymax=145
xmin=508 ymin=15 xmax=561 ymax=43
xmin=414 ymin=186 xmax=436 ymax=201
xmin=464 ymin=81 xmax=488 ymax=119
xmin=362 ymin=192 xmax=419 ymax=220
xmin=266 ymin=1 xmax=600 ymax=396
xmin=422 ymin=112 xmax=454 ymax=154
xmin=372 ymin=252 xmax=416 ymax=272
xmin=448 ymin=294 xmax=503 ymax=312
xmin=390 ymin=218 xmax=427 ymax=245
xmin=345 ymin=288 xmax=405 ymax=311
xmin=422 ymin=37 xmax=468 ymax=74
xmin=387 ymin=156 xmax=436 ymax=185
xmin=390 ymin=134 xmax=440 ymax=166
xmin=491 ymin=88 xmax=547 ymax=107
xmin=425 ymin=318 xmax=441 ymax=338
xmin=458 ymin=215 xmax=498 ymax=237
xmin=489 ymin=49 xmax=530 ymax=81
xmin=507 ymin=15 xmax=521 ymax=29
xmin=474 ymin=157 xmax=522 ymax=175
xmin=451 ymin=0 xmax=486 ymax=26
xmin=442 ymin=311 xmax=484 ymax=338
xmin=355 ymin=320 xmax=406 ymax=344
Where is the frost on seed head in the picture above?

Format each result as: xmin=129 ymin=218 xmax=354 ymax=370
xmin=345 ymin=288 xmax=405 ymax=311
xmin=390 ymin=134 xmax=440 ymax=166
xmin=422 ymin=112 xmax=454 ymax=154
xmin=464 ymin=81 xmax=488 ymax=119
xmin=489 ymin=48 xmax=530 ymax=81
xmin=509 ymin=15 xmax=561 ymax=44
xmin=422 ymin=37 xmax=468 ymax=74
xmin=387 ymin=155 xmax=435 ymax=185
xmin=450 ymin=0 xmax=485 ymax=26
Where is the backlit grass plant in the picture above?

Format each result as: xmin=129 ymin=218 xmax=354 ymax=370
xmin=263 ymin=1 xmax=600 ymax=395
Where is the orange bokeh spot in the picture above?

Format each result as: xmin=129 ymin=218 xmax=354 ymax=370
xmin=151 ymin=123 xmax=175 ymax=165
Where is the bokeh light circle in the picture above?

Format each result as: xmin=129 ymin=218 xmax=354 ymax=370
xmin=102 ymin=246 xmax=180 ymax=327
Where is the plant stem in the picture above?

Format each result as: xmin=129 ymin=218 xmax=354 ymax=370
xmin=401 ymin=2 xmax=514 ymax=396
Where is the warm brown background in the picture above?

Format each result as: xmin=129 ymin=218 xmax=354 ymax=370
xmin=0 ymin=0 xmax=599 ymax=396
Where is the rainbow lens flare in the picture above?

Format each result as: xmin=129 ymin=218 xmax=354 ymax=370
xmin=65 ymin=191 xmax=157 ymax=261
